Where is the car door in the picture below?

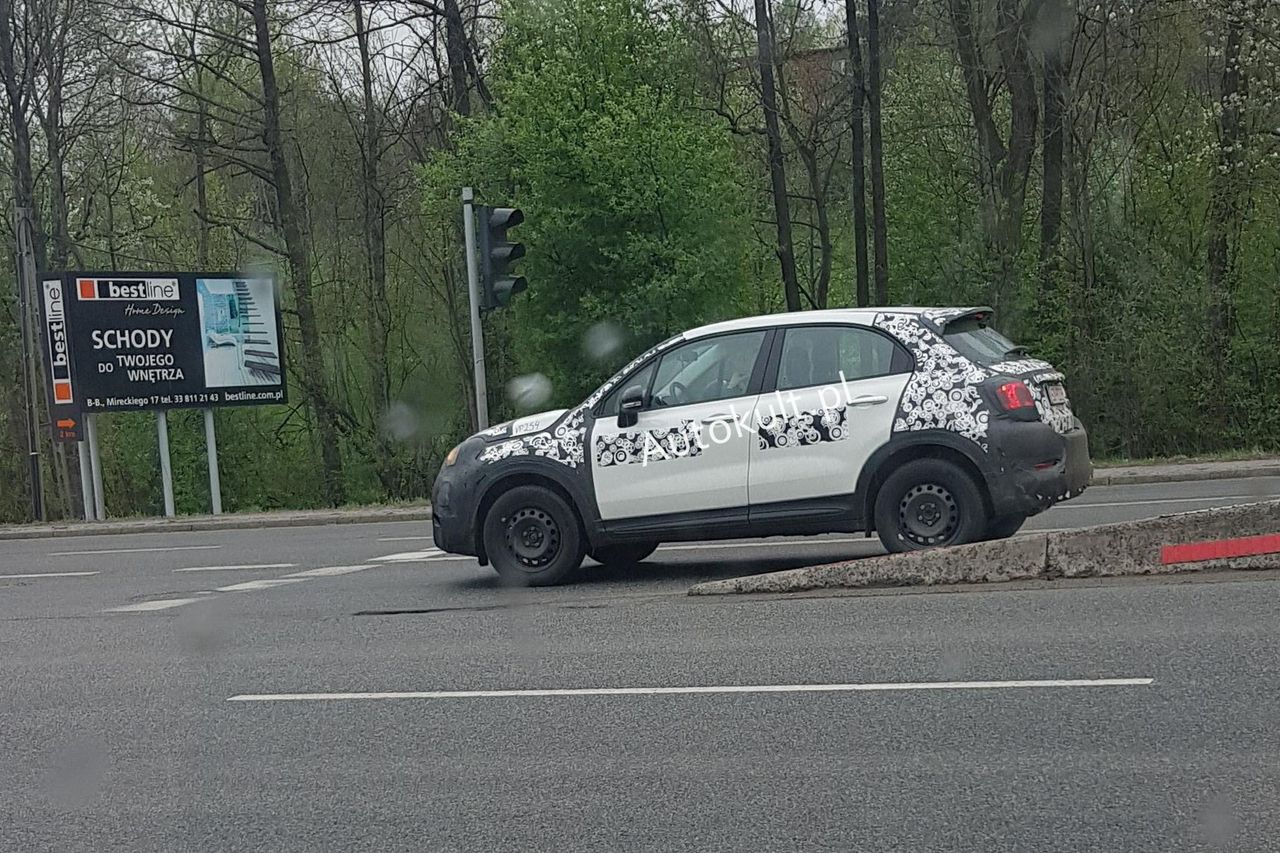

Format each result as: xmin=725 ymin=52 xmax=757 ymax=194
xmin=591 ymin=329 xmax=770 ymax=521
xmin=749 ymin=324 xmax=912 ymax=508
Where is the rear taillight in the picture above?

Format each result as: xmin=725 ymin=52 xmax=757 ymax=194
xmin=995 ymin=380 xmax=1036 ymax=411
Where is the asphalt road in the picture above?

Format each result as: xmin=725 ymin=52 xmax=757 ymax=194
xmin=1 ymin=475 xmax=1278 ymax=851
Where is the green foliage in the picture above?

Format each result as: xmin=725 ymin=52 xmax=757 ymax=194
xmin=428 ymin=0 xmax=762 ymax=405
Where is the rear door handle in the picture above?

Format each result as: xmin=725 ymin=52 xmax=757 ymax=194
xmin=700 ymin=413 xmax=736 ymax=424
xmin=849 ymin=395 xmax=888 ymax=406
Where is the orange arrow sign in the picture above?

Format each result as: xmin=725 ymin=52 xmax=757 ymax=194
xmin=56 ymin=418 xmax=77 ymax=429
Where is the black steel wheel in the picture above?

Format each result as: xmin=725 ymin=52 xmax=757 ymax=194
xmin=874 ymin=458 xmax=989 ymax=554
xmin=483 ymin=485 xmax=585 ymax=586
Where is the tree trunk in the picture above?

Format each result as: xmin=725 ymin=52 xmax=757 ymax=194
xmin=442 ymin=0 xmax=470 ymax=117
xmin=992 ymin=0 xmax=1038 ymax=312
xmin=948 ymin=0 xmax=1038 ymax=313
xmin=250 ymin=0 xmax=346 ymax=505
xmin=753 ymin=0 xmax=800 ymax=311
xmin=844 ymin=0 xmax=869 ymax=307
xmin=1039 ymin=43 xmax=1064 ymax=289
xmin=1205 ymin=10 xmax=1243 ymax=430
xmin=866 ymin=0 xmax=888 ymax=304
xmin=353 ymin=0 xmax=395 ymax=493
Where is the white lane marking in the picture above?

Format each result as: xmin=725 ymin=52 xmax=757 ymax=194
xmin=174 ymin=563 xmax=296 ymax=573
xmin=107 ymin=598 xmax=202 ymax=612
xmin=372 ymin=549 xmax=444 ymax=562
xmin=0 ymin=571 xmax=100 ymax=579
xmin=285 ymin=565 xmax=374 ymax=578
xmin=215 ymin=578 xmax=308 ymax=593
xmin=377 ymin=536 xmax=435 ymax=542
xmin=49 ymin=545 xmax=221 ymax=556
xmin=657 ymin=538 xmax=869 ymax=552
xmin=228 ymin=677 xmax=1154 ymax=702
xmin=1068 ymin=494 xmax=1277 ymax=509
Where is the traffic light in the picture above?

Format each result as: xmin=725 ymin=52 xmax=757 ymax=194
xmin=477 ymin=205 xmax=527 ymax=310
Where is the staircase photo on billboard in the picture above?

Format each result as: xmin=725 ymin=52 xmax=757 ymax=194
xmin=195 ymin=277 xmax=283 ymax=388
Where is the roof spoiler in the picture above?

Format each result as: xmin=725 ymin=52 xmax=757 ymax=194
xmin=932 ymin=306 xmax=996 ymax=330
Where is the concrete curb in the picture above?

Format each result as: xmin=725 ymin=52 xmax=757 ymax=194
xmin=688 ymin=499 xmax=1280 ymax=596
xmin=1093 ymin=458 xmax=1280 ymax=486
xmin=0 ymin=506 xmax=432 ymax=541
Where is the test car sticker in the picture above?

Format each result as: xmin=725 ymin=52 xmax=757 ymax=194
xmin=756 ymin=406 xmax=848 ymax=450
xmin=478 ymin=409 xmax=587 ymax=467
xmin=594 ymin=420 xmax=703 ymax=467
xmin=873 ymin=313 xmax=990 ymax=448
xmin=476 ymin=336 xmax=681 ymax=469
xmin=1027 ymin=382 xmax=1076 ymax=435
xmin=989 ymin=357 xmax=1056 ymax=375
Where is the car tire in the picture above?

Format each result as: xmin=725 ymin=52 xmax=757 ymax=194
xmin=874 ymin=458 xmax=989 ymax=553
xmin=482 ymin=485 xmax=585 ymax=586
xmin=589 ymin=542 xmax=658 ymax=567
xmin=983 ymin=514 xmax=1026 ymax=541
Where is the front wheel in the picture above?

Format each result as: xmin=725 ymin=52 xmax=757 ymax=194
xmin=482 ymin=485 xmax=585 ymax=586
xmin=589 ymin=542 xmax=658 ymax=567
xmin=874 ymin=458 xmax=989 ymax=554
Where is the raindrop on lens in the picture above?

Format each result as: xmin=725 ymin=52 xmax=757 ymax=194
xmin=507 ymin=374 xmax=552 ymax=411
xmin=582 ymin=322 xmax=624 ymax=363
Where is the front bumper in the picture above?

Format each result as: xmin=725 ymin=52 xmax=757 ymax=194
xmin=987 ymin=418 xmax=1091 ymax=518
xmin=431 ymin=441 xmax=486 ymax=557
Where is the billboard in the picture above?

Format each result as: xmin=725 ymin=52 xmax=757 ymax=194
xmin=39 ymin=278 xmax=83 ymax=441
xmin=37 ymin=272 xmax=287 ymax=420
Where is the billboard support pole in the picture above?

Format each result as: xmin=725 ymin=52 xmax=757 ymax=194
xmin=13 ymin=204 xmax=44 ymax=521
xmin=461 ymin=187 xmax=489 ymax=430
xmin=203 ymin=408 xmax=222 ymax=514
xmin=156 ymin=410 xmax=175 ymax=517
xmin=76 ymin=441 xmax=93 ymax=521
xmin=85 ymin=414 xmax=105 ymax=520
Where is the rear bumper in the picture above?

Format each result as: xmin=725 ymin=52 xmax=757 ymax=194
xmin=986 ymin=418 xmax=1091 ymax=518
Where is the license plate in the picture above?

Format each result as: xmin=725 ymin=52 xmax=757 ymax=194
xmin=1047 ymin=383 xmax=1067 ymax=405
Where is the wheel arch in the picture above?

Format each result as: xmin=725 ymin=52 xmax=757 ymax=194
xmin=857 ymin=432 xmax=995 ymax=530
xmin=473 ymin=462 xmax=599 ymax=563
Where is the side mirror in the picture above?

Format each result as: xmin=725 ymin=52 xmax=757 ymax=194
xmin=618 ymin=385 xmax=646 ymax=428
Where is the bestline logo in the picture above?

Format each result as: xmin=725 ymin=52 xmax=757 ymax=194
xmin=77 ymin=277 xmax=180 ymax=301
xmin=42 ymin=280 xmax=73 ymax=404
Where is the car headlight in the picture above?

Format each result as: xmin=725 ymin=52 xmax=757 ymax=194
xmin=444 ymin=444 xmax=461 ymax=467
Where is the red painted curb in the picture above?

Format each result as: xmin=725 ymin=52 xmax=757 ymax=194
xmin=1161 ymin=533 xmax=1280 ymax=565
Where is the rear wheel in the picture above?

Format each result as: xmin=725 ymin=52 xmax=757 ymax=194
xmin=482 ymin=485 xmax=585 ymax=586
xmin=983 ymin=514 xmax=1026 ymax=541
xmin=589 ymin=542 xmax=658 ymax=568
xmin=874 ymin=458 xmax=989 ymax=553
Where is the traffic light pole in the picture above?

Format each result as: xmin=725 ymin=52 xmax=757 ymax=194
xmin=461 ymin=187 xmax=489 ymax=430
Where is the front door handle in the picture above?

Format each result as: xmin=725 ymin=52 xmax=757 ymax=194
xmin=700 ymin=413 xmax=736 ymax=424
xmin=849 ymin=394 xmax=888 ymax=406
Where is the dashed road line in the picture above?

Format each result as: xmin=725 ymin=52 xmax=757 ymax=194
xmin=227 ymin=677 xmax=1156 ymax=703
xmin=285 ymin=565 xmax=375 ymax=578
xmin=371 ymin=549 xmax=450 ymax=562
xmin=174 ymin=563 xmax=296 ymax=573
xmin=107 ymin=598 xmax=204 ymax=613
xmin=215 ymin=578 xmax=308 ymax=593
xmin=50 ymin=545 xmax=221 ymax=557
xmin=0 ymin=571 xmax=100 ymax=579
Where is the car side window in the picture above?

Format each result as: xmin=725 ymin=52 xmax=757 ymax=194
xmin=598 ymin=362 xmax=657 ymax=417
xmin=649 ymin=331 xmax=766 ymax=409
xmin=777 ymin=326 xmax=906 ymax=391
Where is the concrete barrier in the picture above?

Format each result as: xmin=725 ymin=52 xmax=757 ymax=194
xmin=688 ymin=499 xmax=1280 ymax=596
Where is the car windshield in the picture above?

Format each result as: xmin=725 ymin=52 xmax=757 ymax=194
xmin=942 ymin=317 xmax=1022 ymax=365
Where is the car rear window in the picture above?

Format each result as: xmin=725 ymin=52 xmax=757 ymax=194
xmin=941 ymin=317 xmax=1021 ymax=365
